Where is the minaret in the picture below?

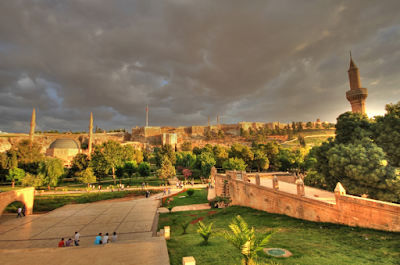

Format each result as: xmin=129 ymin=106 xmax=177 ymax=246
xmin=346 ymin=53 xmax=368 ymax=114
xmin=217 ymin=116 xmax=219 ymax=125
xmin=208 ymin=116 xmax=210 ymax=126
xmin=88 ymin=113 xmax=93 ymax=159
xmin=29 ymin=108 xmax=36 ymax=142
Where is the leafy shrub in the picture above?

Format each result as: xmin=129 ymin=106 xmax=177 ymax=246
xmin=187 ymin=189 xmax=195 ymax=197
xmin=181 ymin=219 xmax=191 ymax=234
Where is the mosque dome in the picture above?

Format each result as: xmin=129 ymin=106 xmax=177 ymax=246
xmin=49 ymin=138 xmax=80 ymax=149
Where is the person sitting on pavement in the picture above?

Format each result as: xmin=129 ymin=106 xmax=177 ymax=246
xmin=66 ymin=238 xmax=73 ymax=247
xmin=111 ymin=232 xmax=118 ymax=242
xmin=102 ymin=233 xmax=110 ymax=244
xmin=94 ymin=233 xmax=102 ymax=245
xmin=58 ymin=238 xmax=65 ymax=247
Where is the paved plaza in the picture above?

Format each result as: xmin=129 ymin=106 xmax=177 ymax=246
xmin=0 ymin=197 xmax=169 ymax=265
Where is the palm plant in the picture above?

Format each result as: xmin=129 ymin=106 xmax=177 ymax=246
xmin=181 ymin=219 xmax=191 ymax=234
xmin=217 ymin=215 xmax=278 ymax=265
xmin=197 ymin=221 xmax=213 ymax=245
xmin=170 ymin=216 xmax=179 ymax=224
xmin=167 ymin=205 xmax=174 ymax=214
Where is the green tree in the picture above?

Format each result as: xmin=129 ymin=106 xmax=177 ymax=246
xmin=6 ymin=168 xmax=25 ymax=187
xmin=102 ymin=140 xmax=124 ymax=185
xmin=14 ymin=140 xmax=45 ymax=174
xmin=78 ymin=167 xmax=96 ymax=187
xmin=138 ymin=162 xmax=151 ymax=182
xmin=123 ymin=161 xmax=137 ymax=184
xmin=193 ymin=146 xmax=202 ymax=155
xmin=216 ymin=215 xmax=278 ymax=265
xmin=252 ymin=149 xmax=270 ymax=172
xmin=89 ymin=146 xmax=110 ymax=184
xmin=298 ymin=134 xmax=306 ymax=147
xmin=202 ymin=144 xmax=214 ymax=154
xmin=213 ymin=145 xmax=229 ymax=168
xmin=306 ymin=122 xmax=313 ymax=129
xmin=297 ymin=122 xmax=303 ymax=132
xmin=222 ymin=158 xmax=246 ymax=171
xmin=335 ymin=111 xmax=372 ymax=144
xmin=121 ymin=145 xmax=143 ymax=164
xmin=304 ymin=170 xmax=326 ymax=189
xmin=38 ymin=157 xmax=65 ymax=190
xmin=180 ymin=141 xmax=193 ymax=152
xmin=115 ymin=166 xmax=125 ymax=184
xmin=156 ymin=144 xmax=176 ymax=167
xmin=205 ymin=131 xmax=213 ymax=140
xmin=217 ymin=129 xmax=225 ymax=140
xmin=374 ymin=102 xmax=400 ymax=167
xmin=326 ymin=138 xmax=399 ymax=201
xmin=21 ymin=172 xmax=43 ymax=188
xmin=70 ymin=153 xmax=89 ymax=177
xmin=195 ymin=152 xmax=216 ymax=178
xmin=229 ymin=144 xmax=254 ymax=165
xmin=157 ymin=157 xmax=176 ymax=179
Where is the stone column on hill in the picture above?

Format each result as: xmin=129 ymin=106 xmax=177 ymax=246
xmin=88 ymin=112 xmax=93 ymax=159
xmin=208 ymin=116 xmax=210 ymax=126
xmin=217 ymin=116 xmax=219 ymax=125
xmin=273 ymin=175 xmax=279 ymax=190
xmin=296 ymin=178 xmax=305 ymax=197
xmin=255 ymin=173 xmax=260 ymax=186
xmin=29 ymin=108 xmax=36 ymax=142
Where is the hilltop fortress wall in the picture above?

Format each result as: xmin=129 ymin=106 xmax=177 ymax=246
xmin=131 ymin=121 xmax=290 ymax=144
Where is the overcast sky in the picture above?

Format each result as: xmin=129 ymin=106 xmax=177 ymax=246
xmin=1 ymin=0 xmax=399 ymax=133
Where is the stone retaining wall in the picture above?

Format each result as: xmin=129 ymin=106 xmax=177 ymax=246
xmin=212 ymin=169 xmax=400 ymax=232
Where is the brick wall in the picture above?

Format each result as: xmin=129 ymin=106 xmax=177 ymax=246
xmin=213 ymin=169 xmax=400 ymax=232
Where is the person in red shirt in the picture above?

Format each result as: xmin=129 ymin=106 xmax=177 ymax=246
xmin=58 ymin=238 xmax=65 ymax=247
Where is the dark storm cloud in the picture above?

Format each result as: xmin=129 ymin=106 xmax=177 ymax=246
xmin=0 ymin=0 xmax=400 ymax=133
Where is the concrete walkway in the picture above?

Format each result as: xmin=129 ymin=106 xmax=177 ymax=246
xmin=0 ymin=195 xmax=169 ymax=265
xmin=249 ymin=178 xmax=336 ymax=204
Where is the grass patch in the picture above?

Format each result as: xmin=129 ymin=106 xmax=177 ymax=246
xmin=158 ymin=206 xmax=400 ymax=265
xmin=56 ymin=176 xmax=168 ymax=191
xmin=0 ymin=186 xmax=27 ymax=192
xmin=4 ymin=189 xmax=161 ymax=213
xmin=164 ymin=188 xmax=208 ymax=208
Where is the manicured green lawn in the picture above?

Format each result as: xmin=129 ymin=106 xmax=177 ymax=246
xmin=56 ymin=176 xmax=167 ymax=191
xmin=158 ymin=206 xmax=400 ymax=265
xmin=4 ymin=189 xmax=161 ymax=213
xmin=0 ymin=186 xmax=26 ymax=192
xmin=164 ymin=188 xmax=209 ymax=207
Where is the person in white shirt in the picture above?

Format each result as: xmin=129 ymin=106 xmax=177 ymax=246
xmin=102 ymin=233 xmax=110 ymax=244
xmin=74 ymin=231 xmax=81 ymax=246
xmin=16 ymin=207 xmax=23 ymax=218
xmin=111 ymin=232 xmax=118 ymax=242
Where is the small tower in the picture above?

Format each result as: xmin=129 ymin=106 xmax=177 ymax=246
xmin=29 ymin=108 xmax=36 ymax=142
xmin=346 ymin=53 xmax=368 ymax=114
xmin=88 ymin=113 xmax=93 ymax=159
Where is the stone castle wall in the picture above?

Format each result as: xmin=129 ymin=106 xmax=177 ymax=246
xmin=213 ymin=170 xmax=400 ymax=232
xmin=0 ymin=132 xmax=127 ymax=153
